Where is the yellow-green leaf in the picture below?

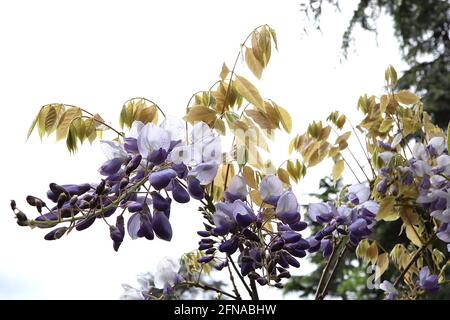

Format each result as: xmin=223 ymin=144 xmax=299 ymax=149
xmin=234 ymin=75 xmax=264 ymax=110
xmin=286 ymin=160 xmax=298 ymax=183
xmin=274 ymin=104 xmax=292 ymax=133
xmin=183 ymin=106 xmax=216 ymax=124
xmin=44 ymin=106 xmax=57 ymax=135
xmin=269 ymin=27 xmax=278 ymax=51
xmin=332 ymin=159 xmax=344 ymax=184
xmin=405 ymin=224 xmax=422 ymax=247
xmin=376 ymin=196 xmax=399 ymax=221
xmin=66 ymin=124 xmax=78 ymax=153
xmin=385 ymin=65 xmax=397 ymax=87
xmin=242 ymin=166 xmax=258 ymax=189
xmin=245 ymin=47 xmax=263 ymax=79
xmin=380 ymin=95 xmax=390 ymax=113
xmin=375 ymin=253 xmax=389 ymax=279
xmin=56 ymin=107 xmax=82 ymax=141
xmin=395 ymin=90 xmax=419 ymax=105
xmin=245 ymin=109 xmax=276 ymax=130
xmin=367 ymin=241 xmax=379 ymax=265
xmin=277 ymin=168 xmax=290 ymax=185
xmin=219 ymin=63 xmax=230 ymax=81
xmin=27 ymin=113 xmax=39 ymax=140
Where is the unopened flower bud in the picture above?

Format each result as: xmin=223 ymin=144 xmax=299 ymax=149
xmin=57 ymin=193 xmax=67 ymax=209
xmin=89 ymin=197 xmax=99 ymax=209
xmin=96 ymin=180 xmax=106 ymax=195
xmin=248 ymin=272 xmax=260 ymax=280
xmin=49 ymin=183 xmax=70 ymax=198
xmin=10 ymin=200 xmax=17 ymax=211
xmin=241 ymin=255 xmax=254 ymax=263
xmin=15 ymin=211 xmax=28 ymax=226
xmin=119 ymin=177 xmax=129 ymax=190
xmin=44 ymin=227 xmax=68 ymax=240
xmin=126 ymin=155 xmax=142 ymax=175
xmin=274 ymin=283 xmax=284 ymax=289
xmin=198 ymin=255 xmax=214 ymax=264
xmin=256 ymin=277 xmax=268 ymax=286
xmin=69 ymin=195 xmax=78 ymax=206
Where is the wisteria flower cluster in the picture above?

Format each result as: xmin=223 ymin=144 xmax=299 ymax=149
xmin=13 ymin=119 xmax=221 ymax=251
xmin=307 ymin=182 xmax=378 ymax=258
xmin=10 ymin=26 xmax=450 ymax=300
xmin=196 ymin=175 xmax=308 ymax=288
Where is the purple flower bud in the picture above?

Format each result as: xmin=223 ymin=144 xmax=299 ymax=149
xmin=128 ymin=201 xmax=143 ymax=213
xmin=149 ymin=148 xmax=168 ymax=165
xmin=75 ymin=215 xmax=96 ymax=231
xmin=171 ymin=180 xmax=190 ymax=203
xmin=205 ymin=248 xmax=216 ymax=255
xmin=281 ymin=231 xmax=302 ymax=243
xmin=218 ymin=237 xmax=239 ymax=254
xmin=172 ymin=163 xmax=188 ymax=178
xmin=214 ymin=261 xmax=228 ymax=271
xmin=256 ymin=277 xmax=268 ymax=286
xmin=270 ymin=239 xmax=285 ymax=252
xmin=126 ymin=155 xmax=142 ymax=175
xmin=137 ymin=214 xmax=154 ymax=240
xmin=110 ymin=215 xmax=125 ymax=251
xmin=278 ymin=253 xmax=289 ymax=268
xmin=124 ymin=137 xmax=139 ymax=154
xmin=187 ymin=177 xmax=204 ymax=200
xmin=199 ymin=243 xmax=213 ymax=250
xmin=287 ymin=248 xmax=306 ymax=258
xmin=99 ymin=158 xmax=125 ymax=176
xmin=242 ymin=228 xmax=260 ymax=242
xmin=376 ymin=179 xmax=388 ymax=195
xmin=149 ymin=169 xmax=177 ymax=190
xmin=289 ymin=221 xmax=308 ymax=231
xmin=44 ymin=227 xmax=68 ymax=240
xmin=198 ymin=255 xmax=214 ymax=264
xmin=151 ymin=192 xmax=171 ymax=212
xmin=152 ymin=211 xmax=172 ymax=241
xmin=291 ymin=238 xmax=310 ymax=251
xmin=197 ymin=230 xmax=210 ymax=237
xmin=10 ymin=200 xmax=17 ymax=211
xmin=321 ymin=239 xmax=333 ymax=259
xmin=307 ymin=237 xmax=320 ymax=253
xmin=284 ymin=253 xmax=300 ymax=268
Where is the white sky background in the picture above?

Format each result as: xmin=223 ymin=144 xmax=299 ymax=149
xmin=0 ymin=0 xmax=406 ymax=299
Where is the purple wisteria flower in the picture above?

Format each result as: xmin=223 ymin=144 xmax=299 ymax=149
xmin=195 ymin=174 xmax=309 ymax=287
xmin=14 ymin=119 xmax=223 ymax=251
xmin=379 ymin=280 xmax=398 ymax=300
xmin=417 ymin=266 xmax=439 ymax=293
xmin=307 ymin=182 xmax=378 ymax=257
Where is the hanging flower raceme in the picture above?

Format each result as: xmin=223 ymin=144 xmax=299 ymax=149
xmin=11 ymin=119 xmax=222 ymax=251
xmin=307 ymin=182 xmax=378 ymax=258
xmin=194 ymin=174 xmax=309 ymax=289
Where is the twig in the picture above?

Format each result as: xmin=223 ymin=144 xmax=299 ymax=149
xmin=179 ymin=281 xmax=238 ymax=300
xmin=393 ymin=232 xmax=436 ymax=288
xmin=317 ymin=245 xmax=347 ymax=300
xmin=228 ymin=254 xmax=253 ymax=299
xmin=227 ymin=261 xmax=242 ymax=300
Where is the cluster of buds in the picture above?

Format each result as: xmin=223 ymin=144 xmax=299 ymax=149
xmin=196 ymin=175 xmax=309 ymax=288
